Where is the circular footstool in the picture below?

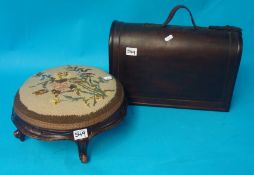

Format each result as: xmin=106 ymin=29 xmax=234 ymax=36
xmin=11 ymin=65 xmax=127 ymax=163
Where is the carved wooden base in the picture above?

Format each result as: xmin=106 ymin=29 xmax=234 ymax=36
xmin=11 ymin=100 xmax=127 ymax=163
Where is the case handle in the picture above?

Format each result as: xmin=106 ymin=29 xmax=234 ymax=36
xmin=162 ymin=5 xmax=198 ymax=29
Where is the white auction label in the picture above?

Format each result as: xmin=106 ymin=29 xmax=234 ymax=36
xmin=73 ymin=128 xmax=88 ymax=140
xmin=165 ymin=34 xmax=173 ymax=42
xmin=126 ymin=47 xmax=137 ymax=56
xmin=103 ymin=75 xmax=113 ymax=80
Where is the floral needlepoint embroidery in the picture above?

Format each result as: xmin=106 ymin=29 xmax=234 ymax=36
xmin=32 ymin=89 xmax=49 ymax=95
xmin=51 ymin=97 xmax=61 ymax=105
xmin=29 ymin=66 xmax=115 ymax=107
xmin=52 ymin=81 xmax=70 ymax=91
xmin=54 ymin=72 xmax=70 ymax=80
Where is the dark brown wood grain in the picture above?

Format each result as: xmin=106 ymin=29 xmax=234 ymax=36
xmin=12 ymin=99 xmax=127 ymax=163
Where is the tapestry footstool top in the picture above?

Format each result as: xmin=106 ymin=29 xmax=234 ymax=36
xmin=13 ymin=65 xmax=124 ymax=130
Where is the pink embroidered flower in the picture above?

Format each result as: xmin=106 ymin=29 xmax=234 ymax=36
xmin=51 ymin=81 xmax=70 ymax=92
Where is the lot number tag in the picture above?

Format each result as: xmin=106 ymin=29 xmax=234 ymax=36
xmin=126 ymin=47 xmax=137 ymax=56
xmin=73 ymin=128 xmax=88 ymax=140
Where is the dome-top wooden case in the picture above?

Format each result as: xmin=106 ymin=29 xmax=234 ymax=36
xmin=12 ymin=65 xmax=127 ymax=163
xmin=109 ymin=5 xmax=242 ymax=111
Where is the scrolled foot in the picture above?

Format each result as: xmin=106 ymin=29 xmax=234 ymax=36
xmin=14 ymin=129 xmax=25 ymax=142
xmin=76 ymin=140 xmax=89 ymax=163
xmin=80 ymin=154 xmax=88 ymax=163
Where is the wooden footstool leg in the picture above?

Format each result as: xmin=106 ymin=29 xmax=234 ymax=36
xmin=76 ymin=140 xmax=89 ymax=163
xmin=14 ymin=129 xmax=25 ymax=142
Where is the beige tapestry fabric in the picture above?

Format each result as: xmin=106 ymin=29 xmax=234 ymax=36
xmin=19 ymin=65 xmax=117 ymax=116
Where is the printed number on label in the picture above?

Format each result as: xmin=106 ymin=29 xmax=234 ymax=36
xmin=126 ymin=47 xmax=137 ymax=56
xmin=73 ymin=128 xmax=88 ymax=140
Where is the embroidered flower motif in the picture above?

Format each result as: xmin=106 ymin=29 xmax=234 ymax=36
xmin=51 ymin=81 xmax=70 ymax=92
xmin=29 ymin=66 xmax=115 ymax=107
xmin=50 ymin=96 xmax=61 ymax=105
xmin=54 ymin=72 xmax=70 ymax=80
xmin=35 ymin=72 xmax=52 ymax=81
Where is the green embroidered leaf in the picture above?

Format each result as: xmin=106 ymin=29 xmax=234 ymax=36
xmin=63 ymin=95 xmax=83 ymax=102
xmin=32 ymin=89 xmax=49 ymax=95
xmin=93 ymin=96 xmax=97 ymax=106
xmin=69 ymin=84 xmax=77 ymax=89
xmin=98 ymin=77 xmax=105 ymax=83
xmin=83 ymin=68 xmax=92 ymax=72
xmin=35 ymin=72 xmax=43 ymax=77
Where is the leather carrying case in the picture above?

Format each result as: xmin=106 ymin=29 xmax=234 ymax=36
xmin=109 ymin=5 xmax=243 ymax=111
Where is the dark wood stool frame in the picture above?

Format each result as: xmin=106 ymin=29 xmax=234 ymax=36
xmin=12 ymin=100 xmax=127 ymax=163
